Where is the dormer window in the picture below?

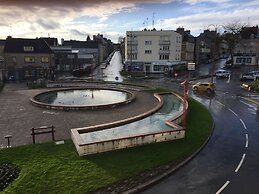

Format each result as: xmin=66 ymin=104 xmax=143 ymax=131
xmin=24 ymin=46 xmax=34 ymax=52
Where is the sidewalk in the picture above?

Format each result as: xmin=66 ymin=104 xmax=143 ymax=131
xmin=0 ymin=82 xmax=158 ymax=148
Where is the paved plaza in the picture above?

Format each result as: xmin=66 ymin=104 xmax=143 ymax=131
xmin=0 ymin=82 xmax=158 ymax=147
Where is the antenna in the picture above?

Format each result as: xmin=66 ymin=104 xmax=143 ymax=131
xmin=152 ymin=13 xmax=156 ymax=29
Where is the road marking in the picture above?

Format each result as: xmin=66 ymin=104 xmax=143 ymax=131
xmin=216 ymin=100 xmax=226 ymax=107
xmin=228 ymin=108 xmax=238 ymax=117
xmin=239 ymin=118 xmax=247 ymax=129
xmin=240 ymin=97 xmax=259 ymax=106
xmin=245 ymin=134 xmax=249 ymax=148
xmin=240 ymin=100 xmax=257 ymax=110
xmin=235 ymin=153 xmax=246 ymax=172
xmin=215 ymin=181 xmax=230 ymax=194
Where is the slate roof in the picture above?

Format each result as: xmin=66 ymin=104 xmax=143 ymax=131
xmin=4 ymin=38 xmax=53 ymax=53
xmin=0 ymin=39 xmax=5 ymax=46
xmin=63 ymin=40 xmax=98 ymax=48
xmin=40 ymin=37 xmax=58 ymax=46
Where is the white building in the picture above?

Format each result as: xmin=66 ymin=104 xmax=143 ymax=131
xmin=125 ymin=29 xmax=183 ymax=73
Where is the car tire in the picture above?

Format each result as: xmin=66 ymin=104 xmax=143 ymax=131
xmin=193 ymin=87 xmax=198 ymax=92
xmin=207 ymin=88 xmax=212 ymax=93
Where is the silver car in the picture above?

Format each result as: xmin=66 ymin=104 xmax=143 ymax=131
xmin=240 ymin=71 xmax=259 ymax=81
xmin=215 ymin=69 xmax=230 ymax=78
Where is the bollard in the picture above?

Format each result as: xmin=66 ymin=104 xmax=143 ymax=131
xmin=31 ymin=128 xmax=35 ymax=144
xmin=4 ymin=135 xmax=12 ymax=147
xmin=51 ymin=125 xmax=55 ymax=141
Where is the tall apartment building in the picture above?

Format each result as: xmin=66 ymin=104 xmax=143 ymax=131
xmin=125 ymin=29 xmax=182 ymax=73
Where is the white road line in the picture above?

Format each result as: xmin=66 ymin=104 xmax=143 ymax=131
xmin=215 ymin=181 xmax=230 ymax=194
xmin=216 ymin=100 xmax=226 ymax=107
xmin=245 ymin=134 xmax=249 ymax=148
xmin=239 ymin=118 xmax=247 ymax=129
xmin=235 ymin=153 xmax=246 ymax=172
xmin=240 ymin=100 xmax=255 ymax=108
xmin=228 ymin=108 xmax=238 ymax=117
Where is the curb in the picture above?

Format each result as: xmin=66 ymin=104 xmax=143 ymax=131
xmin=124 ymin=105 xmax=215 ymax=194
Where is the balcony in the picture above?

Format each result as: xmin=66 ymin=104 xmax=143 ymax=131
xmin=127 ymin=49 xmax=138 ymax=54
xmin=159 ymin=40 xmax=170 ymax=45
xmin=159 ymin=50 xmax=170 ymax=54
xmin=127 ymin=40 xmax=138 ymax=45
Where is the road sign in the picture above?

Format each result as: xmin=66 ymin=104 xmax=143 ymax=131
xmin=187 ymin=63 xmax=196 ymax=71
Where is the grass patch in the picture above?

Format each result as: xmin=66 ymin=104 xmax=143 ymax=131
xmin=0 ymin=98 xmax=212 ymax=194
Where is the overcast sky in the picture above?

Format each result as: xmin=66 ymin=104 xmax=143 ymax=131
xmin=0 ymin=0 xmax=258 ymax=43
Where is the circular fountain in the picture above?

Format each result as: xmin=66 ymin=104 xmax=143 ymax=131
xmin=31 ymin=87 xmax=135 ymax=110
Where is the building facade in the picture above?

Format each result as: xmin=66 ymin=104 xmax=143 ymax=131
xmin=4 ymin=37 xmax=55 ymax=80
xmin=176 ymin=28 xmax=195 ymax=63
xmin=233 ymin=26 xmax=259 ymax=66
xmin=125 ymin=29 xmax=182 ymax=73
xmin=195 ymin=30 xmax=218 ymax=65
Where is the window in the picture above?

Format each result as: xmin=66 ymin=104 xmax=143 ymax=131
xmin=24 ymin=46 xmax=34 ymax=52
xmin=153 ymin=65 xmax=159 ymax=71
xmin=41 ymin=56 xmax=49 ymax=63
xmin=24 ymin=56 xmax=35 ymax=63
xmin=159 ymin=54 xmax=169 ymax=60
xmin=145 ymin=41 xmax=152 ymax=45
xmin=236 ymin=58 xmax=242 ymax=63
xmin=160 ymin=45 xmax=169 ymax=50
xmin=132 ymin=54 xmax=137 ymax=60
xmin=128 ymin=54 xmax=137 ymax=60
xmin=145 ymin=50 xmax=152 ymax=54
xmin=246 ymin=58 xmax=251 ymax=63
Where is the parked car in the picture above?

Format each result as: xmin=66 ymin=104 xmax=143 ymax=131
xmin=192 ymin=82 xmax=215 ymax=93
xmin=215 ymin=69 xmax=230 ymax=78
xmin=240 ymin=71 xmax=259 ymax=81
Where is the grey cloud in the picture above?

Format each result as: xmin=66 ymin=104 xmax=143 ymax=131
xmin=37 ymin=18 xmax=60 ymax=30
xmin=70 ymin=29 xmax=87 ymax=36
xmin=0 ymin=0 xmax=176 ymax=7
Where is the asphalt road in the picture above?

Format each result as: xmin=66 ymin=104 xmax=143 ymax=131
xmin=140 ymin=69 xmax=259 ymax=193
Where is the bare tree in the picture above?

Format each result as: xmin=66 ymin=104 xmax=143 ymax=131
xmin=222 ymin=22 xmax=247 ymax=66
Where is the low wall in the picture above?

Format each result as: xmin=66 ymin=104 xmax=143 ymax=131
xmin=76 ymin=130 xmax=185 ymax=156
xmin=71 ymin=92 xmax=187 ymax=156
